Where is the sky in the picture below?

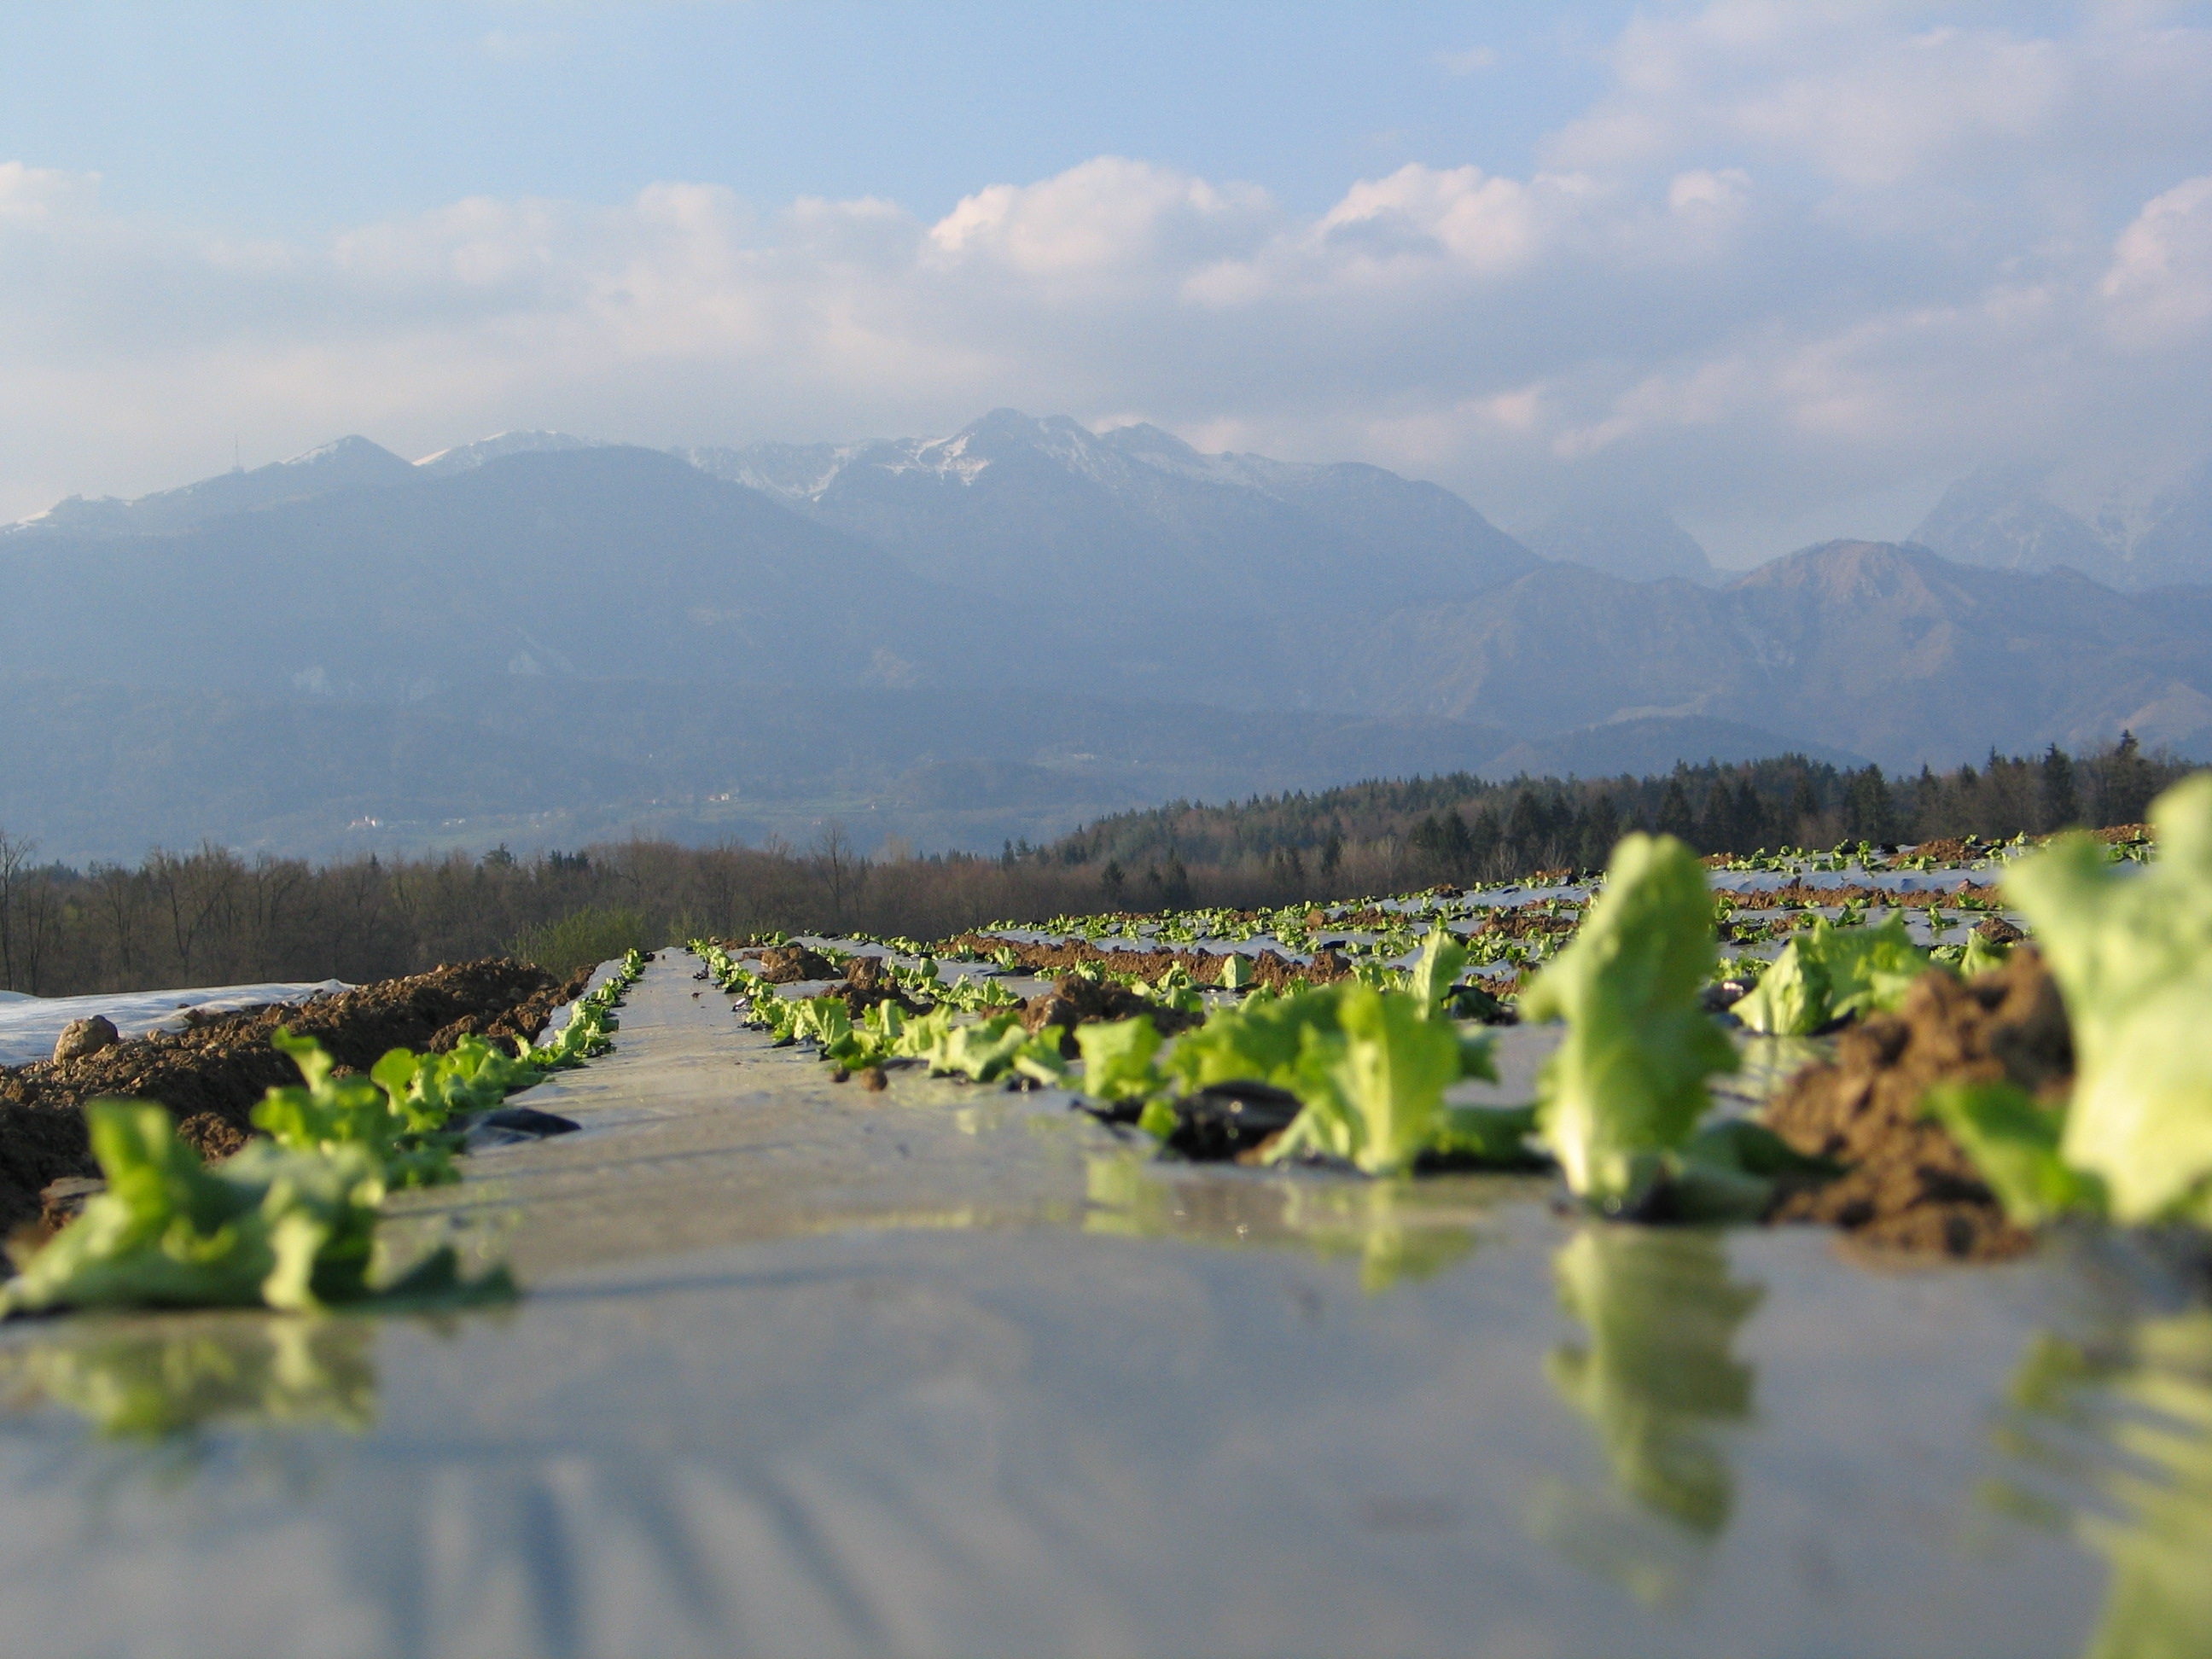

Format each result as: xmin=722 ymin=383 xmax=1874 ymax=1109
xmin=3 ymin=0 xmax=2209 ymax=563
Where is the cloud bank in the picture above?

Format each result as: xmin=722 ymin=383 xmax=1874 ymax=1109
xmin=3 ymin=3 xmax=2210 ymax=562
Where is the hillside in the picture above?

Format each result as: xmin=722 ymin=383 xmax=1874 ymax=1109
xmin=0 ymin=674 xmax=1517 ymax=865
xmin=1911 ymin=458 xmax=2212 ymax=589
xmin=6 ymin=424 xmax=2211 ymax=862
xmin=0 ymin=445 xmax=975 ymax=701
xmin=681 ymin=409 xmax=1540 ymax=670
xmin=1333 ymin=541 xmax=2212 ymax=768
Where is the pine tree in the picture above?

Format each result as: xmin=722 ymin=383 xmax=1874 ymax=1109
xmin=2040 ymin=743 xmax=2079 ymax=830
xmin=1577 ymin=794 xmax=1622 ymax=871
xmin=1734 ymin=777 xmax=1767 ymax=851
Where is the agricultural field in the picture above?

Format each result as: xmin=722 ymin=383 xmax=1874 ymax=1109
xmin=0 ymin=790 xmax=2204 ymax=1656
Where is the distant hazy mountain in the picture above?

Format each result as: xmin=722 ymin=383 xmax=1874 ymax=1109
xmin=18 ymin=436 xmax=417 ymax=538
xmin=1909 ymin=464 xmax=2120 ymax=581
xmin=0 ymin=674 xmax=1516 ymax=865
xmin=414 ymin=429 xmax=607 ymax=476
xmin=1522 ymin=497 xmax=1714 ymax=583
xmin=679 ymin=410 xmax=1541 ymax=651
xmin=1 ymin=445 xmax=976 ymax=702
xmin=1334 ymin=540 xmax=2212 ymax=769
xmin=2133 ymin=459 xmax=2212 ymax=588
xmin=7 ymin=422 xmax=2209 ymax=861
xmin=1911 ymin=459 xmax=2212 ymax=590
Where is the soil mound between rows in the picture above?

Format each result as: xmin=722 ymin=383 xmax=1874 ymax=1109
xmin=0 ymin=958 xmax=590 ymax=1236
xmin=1019 ymin=975 xmax=1204 ymax=1054
xmin=1765 ymin=952 xmax=2071 ymax=1260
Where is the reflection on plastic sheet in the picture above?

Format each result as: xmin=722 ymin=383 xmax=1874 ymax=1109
xmin=1529 ymin=1228 xmax=1761 ymax=1603
xmin=0 ymin=1313 xmax=376 ymax=1439
xmin=1988 ymin=1307 xmax=2212 ymax=1659
xmin=1081 ymin=1148 xmax=1493 ymax=1293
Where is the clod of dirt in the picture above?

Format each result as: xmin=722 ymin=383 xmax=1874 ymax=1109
xmin=1019 ymin=975 xmax=1203 ymax=1054
xmin=0 ymin=958 xmax=586 ymax=1236
xmin=1975 ymin=916 xmax=2026 ymax=945
xmin=754 ymin=945 xmax=838 ymax=983
xmin=177 ymin=1112 xmax=250 ymax=1161
xmin=51 ymin=1016 xmax=120 ymax=1065
xmin=843 ymin=956 xmax=885 ymax=989
xmin=1764 ymin=952 xmax=2071 ymax=1259
xmin=36 ymin=1176 xmax=104 ymax=1232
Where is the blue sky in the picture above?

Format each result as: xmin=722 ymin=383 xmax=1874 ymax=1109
xmin=3 ymin=2 xmax=2209 ymax=562
xmin=0 ymin=4 xmax=1634 ymax=230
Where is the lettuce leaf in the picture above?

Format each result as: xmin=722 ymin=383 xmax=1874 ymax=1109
xmin=1163 ymin=984 xmax=1351 ymax=1094
xmin=927 ymin=1012 xmax=1034 ymax=1082
xmin=1266 ymin=984 xmax=1464 ymax=1175
xmin=2002 ymin=773 xmax=2212 ymax=1222
xmin=253 ymin=1029 xmax=457 ymax=1189
xmin=2 ymin=1100 xmax=387 ymax=1317
xmin=1406 ymin=925 xmax=1470 ymax=1019
xmin=1922 ymin=1080 xmax=2107 ymax=1225
xmin=1520 ymin=833 xmax=1739 ymax=1206
xmin=1074 ymin=1016 xmax=1167 ymax=1103
xmin=1732 ymin=912 xmax=1929 ymax=1035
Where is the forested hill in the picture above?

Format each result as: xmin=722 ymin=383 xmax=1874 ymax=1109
xmin=1039 ymin=736 xmax=2192 ymax=888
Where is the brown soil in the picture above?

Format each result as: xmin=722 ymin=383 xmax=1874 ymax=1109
xmin=804 ymin=956 xmax=924 ymax=1017
xmin=0 ymin=958 xmax=587 ymax=1236
xmin=952 ymin=935 xmax=1353 ymax=990
xmin=751 ymin=944 xmax=840 ymax=982
xmin=1470 ymin=907 xmax=1580 ymax=940
xmin=1763 ymin=952 xmax=2071 ymax=1260
xmin=1018 ymin=975 xmax=1205 ymax=1055
xmin=1722 ymin=880 xmax=1997 ymax=913
xmin=1898 ymin=838 xmax=1984 ymax=864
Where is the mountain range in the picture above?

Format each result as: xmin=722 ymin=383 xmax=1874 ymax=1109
xmin=1909 ymin=460 xmax=2212 ymax=590
xmin=3 ymin=412 xmax=2208 ymax=862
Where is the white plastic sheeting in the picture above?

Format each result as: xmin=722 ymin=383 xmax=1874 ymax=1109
xmin=0 ymin=980 xmax=348 ymax=1068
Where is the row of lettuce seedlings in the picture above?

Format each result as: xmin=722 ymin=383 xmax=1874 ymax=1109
xmin=0 ymin=950 xmax=650 ymax=1319
xmin=704 ymin=776 xmax=2212 ymax=1234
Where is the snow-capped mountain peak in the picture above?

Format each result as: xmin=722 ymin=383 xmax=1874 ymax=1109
xmin=414 ymin=430 xmax=605 ymax=476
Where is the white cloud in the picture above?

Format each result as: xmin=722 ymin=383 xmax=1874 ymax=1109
xmin=2101 ymin=174 xmax=2212 ymax=347
xmin=1666 ymin=167 xmax=1750 ymax=215
xmin=1549 ymin=1 xmax=2210 ymax=194
xmin=1 ymin=3 xmax=2209 ymax=554
xmin=0 ymin=162 xmax=100 ymax=222
xmin=927 ymin=158 xmax=1270 ymax=283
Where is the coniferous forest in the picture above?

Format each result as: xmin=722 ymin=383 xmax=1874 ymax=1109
xmin=0 ymin=736 xmax=2187 ymax=996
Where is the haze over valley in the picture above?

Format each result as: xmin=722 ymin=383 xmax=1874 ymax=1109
xmin=5 ymin=410 xmax=2208 ymax=863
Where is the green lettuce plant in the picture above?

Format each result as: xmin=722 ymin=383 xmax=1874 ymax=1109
xmin=1521 ymin=833 xmax=1740 ymax=1208
xmin=1966 ymin=773 xmax=2212 ymax=1224
xmin=253 ymin=1030 xmax=459 ymax=1189
xmin=3 ymin=1100 xmax=388 ymax=1316
xmin=1075 ymin=1017 xmax=1168 ymax=1104
xmin=1732 ymin=911 xmax=1930 ymax=1035
xmin=1266 ymin=984 xmax=1466 ymax=1176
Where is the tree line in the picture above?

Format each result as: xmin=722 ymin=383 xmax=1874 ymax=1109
xmin=1028 ymin=733 xmax=2186 ymax=888
xmin=0 ymin=736 xmax=2192 ymax=998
